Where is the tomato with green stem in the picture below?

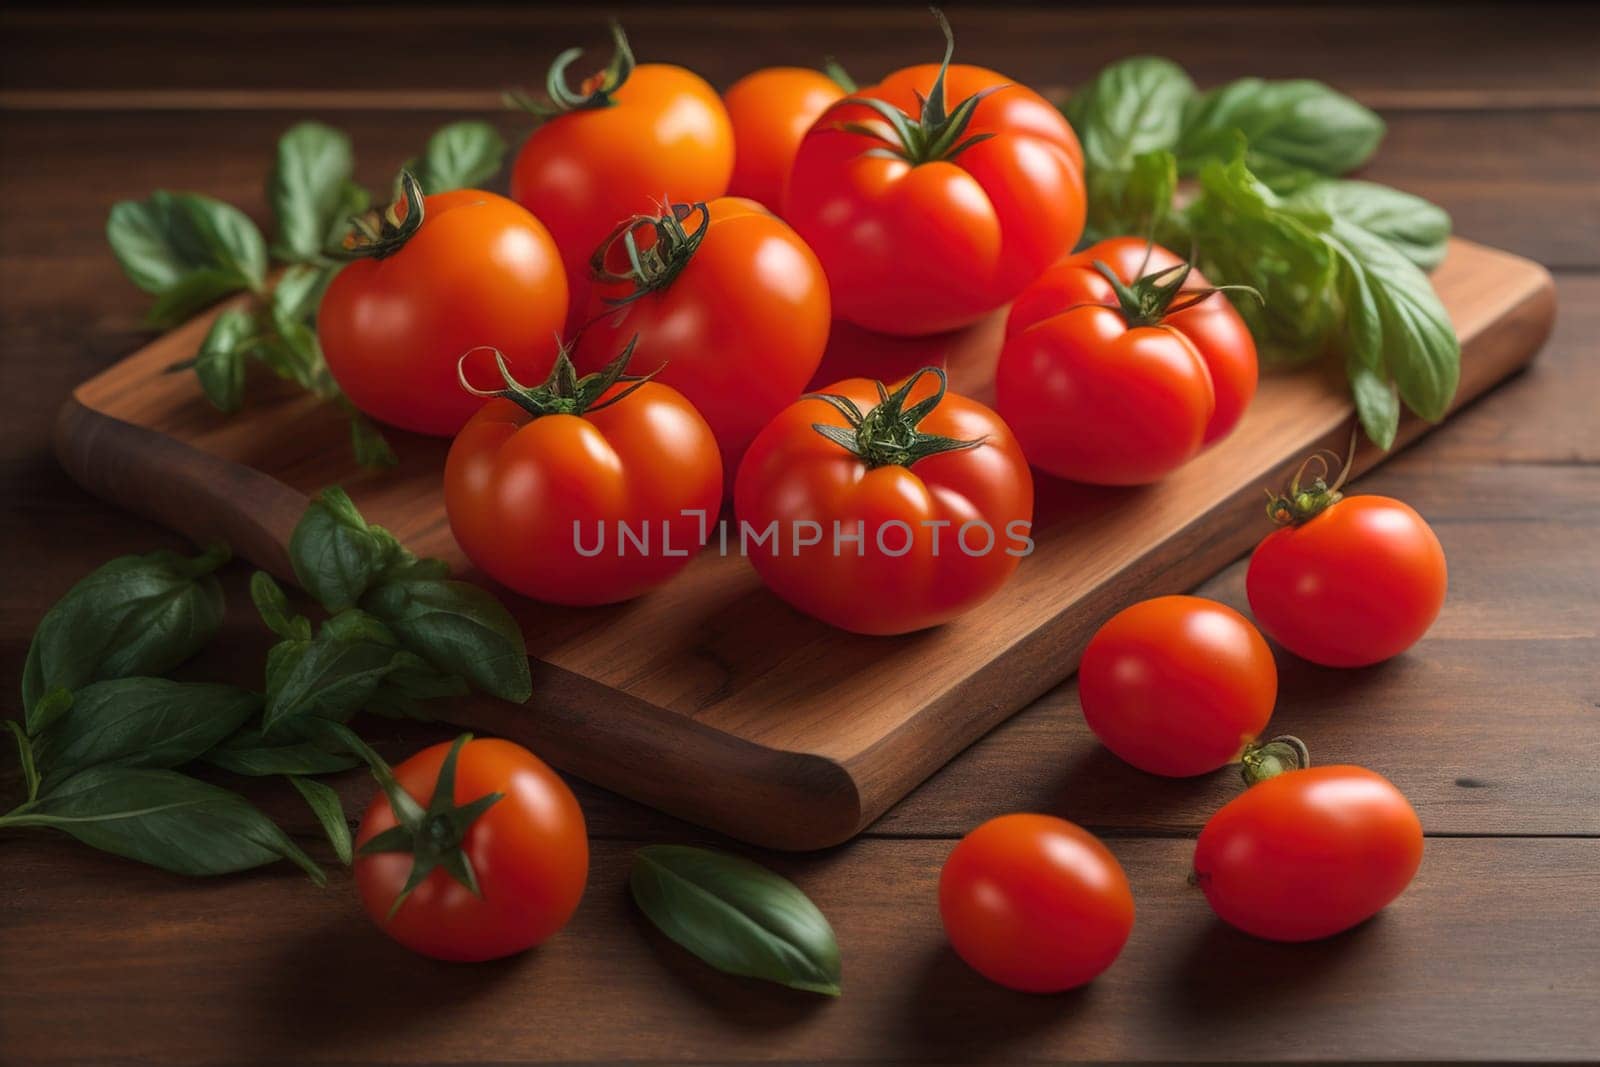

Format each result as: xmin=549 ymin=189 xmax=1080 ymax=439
xmin=784 ymin=12 xmax=1084 ymax=336
xmin=508 ymin=22 xmax=733 ymax=330
xmin=940 ymin=813 xmax=1134 ymax=993
xmin=1248 ymin=443 xmax=1447 ymax=667
xmin=319 ymin=174 xmax=567 ymax=437
xmin=996 ymin=241 xmax=1259 ymax=485
xmin=574 ymin=197 xmax=829 ymax=478
xmin=1079 ymin=595 xmax=1278 ymax=777
xmin=445 ymin=340 xmax=722 ymax=606
xmin=351 ymin=732 xmax=589 ymax=963
xmin=724 ymin=66 xmax=847 ymax=211
xmin=734 ymin=367 xmax=1033 ymax=636
xmin=1194 ymin=743 xmax=1424 ymax=942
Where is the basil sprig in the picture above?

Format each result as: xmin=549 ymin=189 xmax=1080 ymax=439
xmin=1065 ymin=58 xmax=1455 ymax=447
xmin=631 ymin=845 xmax=842 ymax=996
xmin=4 ymin=489 xmax=532 ymax=882
xmin=107 ymin=119 xmax=508 ymax=469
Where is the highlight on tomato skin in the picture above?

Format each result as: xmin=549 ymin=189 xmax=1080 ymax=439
xmin=939 ymin=813 xmax=1135 ymax=993
xmin=1192 ymin=765 xmax=1424 ymax=942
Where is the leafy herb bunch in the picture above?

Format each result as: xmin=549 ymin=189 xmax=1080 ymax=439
xmin=1066 ymin=58 xmax=1458 ymax=449
xmin=106 ymin=121 xmax=508 ymax=468
xmin=2 ymin=489 xmax=531 ymax=882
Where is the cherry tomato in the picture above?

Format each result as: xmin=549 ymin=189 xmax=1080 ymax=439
xmin=575 ymin=197 xmax=829 ymax=478
xmin=784 ymin=14 xmax=1084 ymax=336
xmin=354 ymin=735 xmax=589 ymax=962
xmin=1004 ymin=238 xmax=1258 ymax=453
xmin=940 ymin=814 xmax=1134 ymax=993
xmin=724 ymin=66 xmax=845 ymax=211
xmin=734 ymin=367 xmax=1033 ymax=635
xmin=1248 ymin=454 xmax=1448 ymax=667
xmin=319 ymin=180 xmax=566 ymax=437
xmin=1079 ymin=596 xmax=1277 ymax=777
xmin=445 ymin=344 xmax=722 ymax=606
xmin=1194 ymin=765 xmax=1424 ymax=941
xmin=509 ymin=23 xmax=733 ymax=330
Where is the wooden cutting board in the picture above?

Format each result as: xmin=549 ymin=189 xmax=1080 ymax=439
xmin=55 ymin=238 xmax=1554 ymax=850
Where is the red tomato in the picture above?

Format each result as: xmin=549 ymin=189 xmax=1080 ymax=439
xmin=1079 ymin=596 xmax=1277 ymax=777
xmin=575 ymin=197 xmax=829 ymax=478
xmin=445 ymin=343 xmax=722 ymax=606
xmin=1194 ymin=765 xmax=1424 ymax=941
xmin=1005 ymin=238 xmax=1258 ymax=448
xmin=320 ymin=180 xmax=566 ymax=436
xmin=1248 ymin=453 xmax=1447 ymax=667
xmin=735 ymin=368 xmax=1033 ymax=635
xmin=509 ymin=23 xmax=733 ymax=330
xmin=354 ymin=736 xmax=589 ymax=962
xmin=724 ymin=67 xmax=845 ymax=211
xmin=940 ymin=814 xmax=1134 ymax=993
xmin=784 ymin=14 xmax=1084 ymax=336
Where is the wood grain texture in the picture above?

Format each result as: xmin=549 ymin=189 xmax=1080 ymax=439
xmin=54 ymin=240 xmax=1555 ymax=850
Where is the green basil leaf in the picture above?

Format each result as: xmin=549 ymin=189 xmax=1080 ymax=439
xmin=1287 ymin=179 xmax=1452 ymax=272
xmin=286 ymin=774 xmax=353 ymax=865
xmin=270 ymin=262 xmax=335 ymax=329
xmin=181 ymin=306 xmax=254 ymax=413
xmin=1178 ymin=77 xmax=1384 ymax=177
xmin=410 ymin=121 xmax=508 ymax=194
xmin=269 ymin=122 xmax=358 ymax=264
xmin=203 ymin=724 xmax=361 ymax=777
xmin=250 ymin=571 xmax=312 ymax=641
xmin=5 ymin=719 xmax=40 ymax=802
xmin=29 ymin=687 xmax=74 ymax=736
xmin=347 ymin=409 xmax=398 ymax=469
xmin=1064 ymin=57 xmax=1195 ymax=176
xmin=262 ymin=612 xmax=405 ymax=733
xmin=1082 ymin=148 xmax=1179 ymax=246
xmin=143 ymin=269 xmax=255 ymax=331
xmin=630 ymin=846 xmax=841 ymax=996
xmin=360 ymin=578 xmax=531 ymax=703
xmin=22 ymin=545 xmax=228 ymax=731
xmin=107 ymin=192 xmax=267 ymax=325
xmin=288 ymin=488 xmax=385 ymax=612
xmin=2 ymin=766 xmax=323 ymax=883
xmin=365 ymin=656 xmax=467 ymax=721
xmin=32 ymin=679 xmax=261 ymax=788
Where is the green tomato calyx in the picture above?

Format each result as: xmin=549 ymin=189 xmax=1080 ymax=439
xmin=505 ymin=20 xmax=636 ymax=118
xmin=458 ymin=335 xmax=662 ymax=420
xmin=1090 ymin=250 xmax=1263 ymax=330
xmin=806 ymin=366 xmax=984 ymax=470
xmin=589 ymin=201 xmax=710 ymax=308
xmin=1238 ymin=735 xmax=1311 ymax=787
xmin=341 ymin=171 xmax=425 ymax=261
xmin=1265 ymin=430 xmax=1358 ymax=526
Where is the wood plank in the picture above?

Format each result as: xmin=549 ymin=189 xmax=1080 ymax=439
xmin=2 ymin=834 xmax=1597 ymax=1065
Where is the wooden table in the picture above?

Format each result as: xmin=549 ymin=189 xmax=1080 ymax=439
xmin=2 ymin=6 xmax=1596 ymax=1063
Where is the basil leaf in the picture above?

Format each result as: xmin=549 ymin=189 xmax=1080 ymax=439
xmin=179 ymin=306 xmax=254 ymax=413
xmin=287 ymin=774 xmax=353 ymax=865
xmin=1 ymin=767 xmax=323 ymax=883
xmin=630 ymin=846 xmax=841 ymax=996
xmin=288 ymin=487 xmax=385 ymax=612
xmin=348 ymin=409 xmax=398 ymax=469
xmin=203 ymin=724 xmax=361 ymax=777
xmin=1082 ymin=148 xmax=1178 ymax=246
xmin=268 ymin=122 xmax=359 ymax=264
xmin=271 ymin=262 xmax=335 ymax=328
xmin=360 ymin=578 xmax=531 ymax=703
xmin=1178 ymin=77 xmax=1384 ymax=177
xmin=1287 ymin=179 xmax=1452 ymax=272
xmin=32 ymin=679 xmax=260 ymax=788
xmin=107 ymin=191 xmax=267 ymax=327
xmin=366 ymin=657 xmax=467 ymax=721
xmin=22 ymin=545 xmax=228 ymax=731
xmin=1064 ymin=57 xmax=1194 ymax=176
xmin=5 ymin=720 xmax=40 ymax=802
xmin=250 ymin=571 xmax=311 ymax=641
xmin=262 ymin=610 xmax=405 ymax=732
xmin=409 ymin=121 xmax=508 ymax=195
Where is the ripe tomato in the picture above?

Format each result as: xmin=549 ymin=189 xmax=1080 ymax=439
xmin=354 ymin=735 xmax=589 ymax=962
xmin=1079 ymin=596 xmax=1277 ymax=777
xmin=734 ymin=368 xmax=1033 ymax=635
xmin=320 ymin=178 xmax=566 ymax=437
xmin=1194 ymin=764 xmax=1424 ymax=942
xmin=784 ymin=13 xmax=1084 ymax=336
xmin=724 ymin=66 xmax=845 ymax=211
xmin=445 ymin=342 xmax=722 ymax=606
xmin=1004 ymin=237 xmax=1258 ymax=451
xmin=940 ymin=814 xmax=1134 ymax=993
xmin=1248 ymin=450 xmax=1447 ymax=667
xmin=574 ymin=198 xmax=829 ymax=478
xmin=509 ymin=23 xmax=733 ymax=329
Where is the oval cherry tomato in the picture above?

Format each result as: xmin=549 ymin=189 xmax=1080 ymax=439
xmin=575 ymin=198 xmax=829 ymax=477
xmin=1004 ymin=238 xmax=1258 ymax=451
xmin=509 ymin=24 xmax=733 ymax=329
xmin=724 ymin=66 xmax=845 ymax=211
xmin=320 ymin=180 xmax=566 ymax=437
xmin=445 ymin=344 xmax=722 ymax=606
xmin=1194 ymin=765 xmax=1424 ymax=941
xmin=355 ymin=735 xmax=589 ymax=962
xmin=1079 ymin=596 xmax=1277 ymax=777
xmin=940 ymin=814 xmax=1134 ymax=993
xmin=1248 ymin=456 xmax=1447 ymax=667
xmin=784 ymin=14 xmax=1084 ymax=336
xmin=734 ymin=367 xmax=1033 ymax=635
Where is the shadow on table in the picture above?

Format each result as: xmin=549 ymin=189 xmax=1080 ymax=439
xmin=896 ymin=943 xmax=1093 ymax=1058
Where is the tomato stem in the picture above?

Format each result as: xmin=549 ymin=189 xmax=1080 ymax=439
xmin=1090 ymin=253 xmax=1264 ymax=330
xmin=504 ymin=19 xmax=636 ymax=119
xmin=339 ymin=171 xmax=425 ymax=261
xmin=805 ymin=366 xmax=984 ymax=469
xmin=588 ymin=202 xmax=710 ymax=307
xmin=1238 ymin=734 xmax=1311 ymax=787
xmin=1264 ymin=427 xmax=1360 ymax=526
xmin=457 ymin=336 xmax=662 ymax=420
